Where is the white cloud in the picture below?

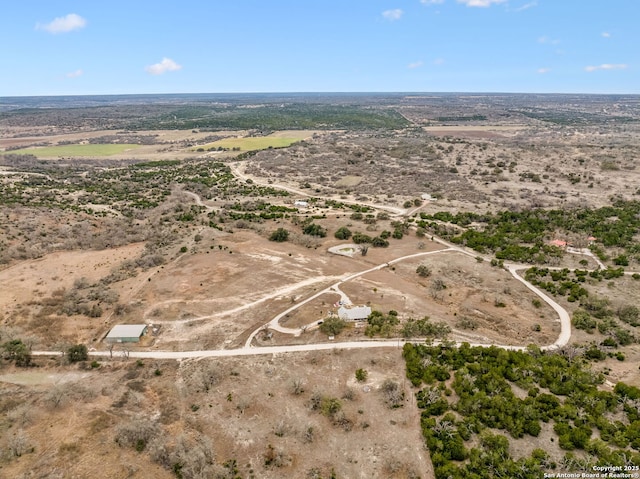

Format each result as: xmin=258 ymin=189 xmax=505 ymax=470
xmin=145 ymin=58 xmax=182 ymax=75
xmin=382 ymin=9 xmax=403 ymax=21
xmin=537 ymin=67 xmax=550 ymax=74
xmin=601 ymin=32 xmax=611 ymax=38
xmin=585 ymin=63 xmax=628 ymax=72
xmin=538 ymin=36 xmax=560 ymax=45
xmin=36 ymin=13 xmax=86 ymax=34
xmin=65 ymin=69 xmax=83 ymax=78
xmin=421 ymin=0 xmax=445 ymax=5
xmin=433 ymin=58 xmax=445 ymax=65
xmin=457 ymin=0 xmax=506 ymax=7
xmin=408 ymin=61 xmax=424 ymax=69
xmin=515 ymin=1 xmax=537 ymax=11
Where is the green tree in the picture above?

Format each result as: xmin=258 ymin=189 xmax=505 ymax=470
xmin=2 ymin=339 xmax=31 ymax=367
xmin=334 ymin=226 xmax=352 ymax=240
xmin=67 ymin=344 xmax=88 ymax=363
xmin=352 ymin=233 xmax=372 ymax=244
xmin=319 ymin=317 xmax=347 ymax=336
xmin=371 ymin=236 xmax=389 ymax=247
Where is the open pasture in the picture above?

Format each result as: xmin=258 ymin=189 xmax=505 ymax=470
xmin=11 ymin=143 xmax=141 ymax=157
xmin=198 ymin=136 xmax=300 ymax=152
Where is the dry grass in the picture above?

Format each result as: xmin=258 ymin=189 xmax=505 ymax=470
xmin=0 ymin=350 xmax=433 ymax=479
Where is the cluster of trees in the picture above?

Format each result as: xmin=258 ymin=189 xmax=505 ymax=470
xmin=222 ymin=200 xmax=298 ymax=223
xmin=323 ymin=199 xmax=372 ymax=213
xmin=362 ymin=311 xmax=451 ymax=339
xmin=524 ymin=267 xmax=590 ymax=301
xmin=126 ymin=103 xmax=410 ymax=131
xmin=334 ymin=226 xmax=352 ymax=240
xmin=525 ymin=266 xmax=625 ymax=302
xmin=351 ymin=232 xmax=389 ymax=248
xmin=39 ymin=280 xmax=120 ymax=319
xmin=404 ymin=343 xmax=640 ymax=479
xmin=0 ymin=158 xmax=292 ymax=221
xmin=419 ymin=201 xmax=640 ymax=264
xmin=401 ymin=317 xmax=451 ymax=339
xmin=572 ymin=297 xmax=637 ymax=348
xmin=364 ymin=310 xmax=399 ymax=337
xmin=1 ymin=339 xmax=88 ymax=367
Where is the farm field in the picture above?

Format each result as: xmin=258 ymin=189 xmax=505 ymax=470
xmin=198 ymin=136 xmax=299 ymax=151
xmin=12 ymin=143 xmax=142 ymax=157
xmin=195 ymin=130 xmax=315 ymax=152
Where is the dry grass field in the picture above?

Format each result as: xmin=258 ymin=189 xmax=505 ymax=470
xmin=0 ymin=349 xmax=432 ymax=479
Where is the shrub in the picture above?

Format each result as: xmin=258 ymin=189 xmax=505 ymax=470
xmin=380 ymin=379 xmax=404 ymax=409
xmin=572 ymin=310 xmax=597 ymax=333
xmin=303 ymin=223 xmax=327 ymax=237
xmin=618 ymin=305 xmax=640 ymax=326
xmin=269 ymin=228 xmax=289 ymax=242
xmin=355 ymin=369 xmax=368 ymax=382
xmin=613 ymin=255 xmax=629 ymax=266
xmin=416 ymin=264 xmax=432 ymax=277
xmin=115 ymin=417 xmax=160 ymax=451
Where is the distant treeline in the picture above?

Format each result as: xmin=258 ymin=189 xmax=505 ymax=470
xmin=125 ymin=104 xmax=410 ymax=131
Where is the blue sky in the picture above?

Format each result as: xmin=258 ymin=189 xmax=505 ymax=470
xmin=1 ymin=0 xmax=638 ymax=96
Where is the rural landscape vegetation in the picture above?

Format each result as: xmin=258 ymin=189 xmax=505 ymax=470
xmin=1 ymin=92 xmax=640 ymax=478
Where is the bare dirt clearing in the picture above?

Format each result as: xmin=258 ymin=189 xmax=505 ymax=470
xmin=126 ymin=230 xmax=359 ymax=349
xmin=0 ymin=243 xmax=145 ymax=312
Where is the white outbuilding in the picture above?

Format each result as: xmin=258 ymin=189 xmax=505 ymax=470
xmin=105 ymin=324 xmax=148 ymax=343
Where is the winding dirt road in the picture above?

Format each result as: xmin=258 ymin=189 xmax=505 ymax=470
xmin=33 ymin=164 xmax=635 ymax=360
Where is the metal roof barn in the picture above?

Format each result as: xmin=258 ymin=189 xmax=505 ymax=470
xmin=105 ymin=324 xmax=148 ymax=343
